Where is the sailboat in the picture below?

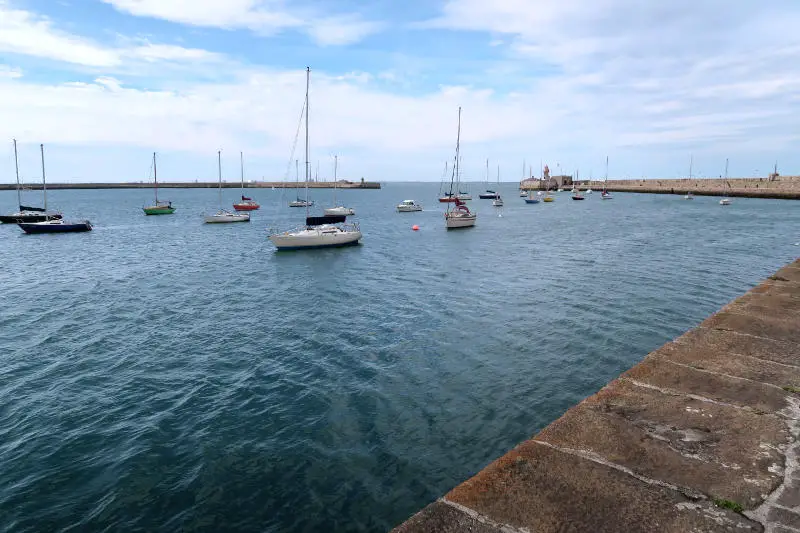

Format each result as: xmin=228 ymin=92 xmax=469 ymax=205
xmin=142 ymin=152 xmax=175 ymax=215
xmin=204 ymin=151 xmax=250 ymax=223
xmin=438 ymin=161 xmax=457 ymax=203
xmin=445 ymin=107 xmax=476 ymax=229
xmin=492 ymin=165 xmax=504 ymax=206
xmin=289 ymin=159 xmax=313 ymax=207
xmin=17 ymin=144 xmax=91 ymax=233
xmin=323 ymin=155 xmax=355 ymax=216
xmin=720 ymin=158 xmax=731 ymax=205
xmin=683 ymin=155 xmax=695 ymax=200
xmin=233 ymin=152 xmax=260 ymax=211
xmin=601 ymin=156 xmax=613 ymax=199
xmin=269 ymin=67 xmax=361 ymax=250
xmin=479 ymin=159 xmax=499 ymax=199
xmin=1 ymin=139 xmax=63 ymax=223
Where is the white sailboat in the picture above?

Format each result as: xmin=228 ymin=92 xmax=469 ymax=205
xmin=445 ymin=107 xmax=476 ymax=229
xmin=323 ymin=155 xmax=355 ymax=216
xmin=492 ymin=165 xmax=504 ymax=206
xmin=289 ymin=159 xmax=314 ymax=207
xmin=720 ymin=158 xmax=731 ymax=205
xmin=601 ymin=156 xmax=613 ymax=199
xmin=205 ymin=151 xmax=250 ymax=223
xmin=269 ymin=67 xmax=361 ymax=250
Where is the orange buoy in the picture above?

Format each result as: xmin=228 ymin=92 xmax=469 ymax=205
xmin=412 ymin=225 xmax=420 ymax=231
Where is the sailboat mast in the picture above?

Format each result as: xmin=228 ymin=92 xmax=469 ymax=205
xmin=448 ymin=107 xmax=461 ymax=199
xmin=725 ymin=158 xmax=729 ymax=179
xmin=333 ymin=155 xmax=338 ymax=205
xmin=304 ymin=67 xmax=310 ymax=214
xmin=40 ymin=144 xmax=47 ymax=211
xmin=689 ymin=155 xmax=693 ymax=180
xmin=240 ymin=151 xmax=244 ymax=192
xmin=153 ymin=152 xmax=158 ymax=203
xmin=485 ymin=158 xmax=489 ymax=185
xmin=217 ymin=150 xmax=222 ymax=209
xmin=13 ymin=139 xmax=20 ymax=208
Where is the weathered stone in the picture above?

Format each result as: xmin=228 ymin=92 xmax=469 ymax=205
xmin=390 ymin=501 xmax=504 ymax=533
xmin=701 ymin=310 xmax=800 ymax=345
xmin=652 ymin=341 xmax=800 ymax=389
xmin=534 ymin=378 xmax=787 ymax=508
xmin=765 ymin=508 xmax=800 ymax=529
xmin=445 ymin=441 xmax=760 ymax=533
xmin=776 ymin=479 xmax=800 ymax=508
xmin=771 ymin=263 xmax=800 ymax=284
xmin=622 ymin=355 xmax=791 ymax=414
xmin=674 ymin=327 xmax=800 ymax=368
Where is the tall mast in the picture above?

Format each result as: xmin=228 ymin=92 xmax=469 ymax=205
xmin=40 ymin=144 xmax=47 ymax=211
xmin=217 ymin=150 xmax=222 ymax=209
xmin=485 ymin=157 xmax=489 ymax=186
xmin=13 ymin=139 xmax=20 ymax=208
xmin=448 ymin=107 xmax=461 ymax=201
xmin=497 ymin=164 xmax=499 ymax=185
xmin=689 ymin=155 xmax=693 ymax=179
xmin=240 ymin=151 xmax=244 ymax=192
xmin=725 ymin=158 xmax=729 ymax=179
xmin=153 ymin=152 xmax=158 ymax=203
xmin=605 ymin=155 xmax=609 ymax=182
xmin=304 ymin=67 xmax=310 ymax=215
xmin=333 ymin=155 xmax=338 ymax=205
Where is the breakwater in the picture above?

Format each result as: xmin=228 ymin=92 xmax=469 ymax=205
xmin=0 ymin=180 xmax=381 ymax=191
xmin=519 ymin=176 xmax=800 ymax=199
xmin=393 ymin=258 xmax=800 ymax=533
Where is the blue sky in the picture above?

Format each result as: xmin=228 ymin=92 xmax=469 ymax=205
xmin=0 ymin=0 xmax=798 ymax=183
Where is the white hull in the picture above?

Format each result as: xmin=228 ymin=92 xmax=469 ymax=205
xmin=205 ymin=212 xmax=250 ymax=223
xmin=324 ymin=206 xmax=355 ymax=216
xmin=269 ymin=225 xmax=362 ymax=249
xmin=445 ymin=214 xmax=476 ymax=228
xmin=720 ymin=198 xmax=731 ymax=205
xmin=397 ymin=205 xmax=422 ymax=212
xmin=492 ymin=199 xmax=504 ymax=207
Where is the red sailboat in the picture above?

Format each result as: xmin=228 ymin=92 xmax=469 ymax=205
xmin=233 ymin=151 xmax=260 ymax=211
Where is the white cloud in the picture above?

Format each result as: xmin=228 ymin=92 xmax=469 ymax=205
xmin=0 ymin=2 xmax=225 ymax=68
xmin=100 ymin=0 xmax=382 ymax=45
xmin=0 ymin=1 xmax=120 ymax=66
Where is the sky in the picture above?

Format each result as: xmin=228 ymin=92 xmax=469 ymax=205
xmin=0 ymin=0 xmax=798 ymax=183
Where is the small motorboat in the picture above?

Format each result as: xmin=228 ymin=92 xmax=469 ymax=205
xmin=479 ymin=190 xmax=499 ymax=199
xmin=492 ymin=195 xmax=504 ymax=207
xmin=204 ymin=210 xmax=250 ymax=223
xmin=719 ymin=198 xmax=731 ymax=206
xmin=519 ymin=190 xmax=527 ymax=197
xmin=324 ymin=206 xmax=355 ymax=216
xmin=684 ymin=192 xmax=694 ymax=200
xmin=585 ymin=189 xmax=593 ymax=194
xmin=18 ymin=219 xmax=92 ymax=234
xmin=397 ymin=200 xmax=423 ymax=212
xmin=289 ymin=198 xmax=314 ymax=207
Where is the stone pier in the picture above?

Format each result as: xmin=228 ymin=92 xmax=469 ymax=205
xmin=392 ymin=258 xmax=800 ymax=533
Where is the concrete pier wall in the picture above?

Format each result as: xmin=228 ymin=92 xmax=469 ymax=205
xmin=521 ymin=176 xmax=800 ymax=199
xmin=392 ymin=258 xmax=800 ymax=533
xmin=0 ymin=181 xmax=381 ymax=191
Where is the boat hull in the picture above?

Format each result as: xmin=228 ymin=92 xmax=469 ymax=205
xmin=324 ymin=207 xmax=355 ymax=216
xmin=18 ymin=221 xmax=91 ymax=233
xmin=524 ymin=198 xmax=540 ymax=204
xmin=438 ymin=197 xmax=457 ymax=203
xmin=542 ymin=197 xmax=554 ymax=203
xmin=204 ymin=213 xmax=250 ymax=223
xmin=0 ymin=212 xmax=62 ymax=223
xmin=571 ymin=196 xmax=585 ymax=200
xmin=270 ymin=228 xmax=362 ymax=250
xmin=233 ymin=203 xmax=260 ymax=211
xmin=445 ymin=214 xmax=477 ymax=228
xmin=143 ymin=206 xmax=175 ymax=215
xmin=479 ymin=193 xmax=499 ymax=199
xmin=397 ymin=206 xmax=423 ymax=212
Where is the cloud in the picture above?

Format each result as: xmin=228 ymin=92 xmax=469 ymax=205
xmin=0 ymin=1 xmax=120 ymax=66
xmin=100 ymin=0 xmax=382 ymax=45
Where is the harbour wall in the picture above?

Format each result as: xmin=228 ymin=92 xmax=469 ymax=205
xmin=0 ymin=181 xmax=381 ymax=191
xmin=392 ymin=258 xmax=800 ymax=532
xmin=522 ymin=176 xmax=800 ymax=199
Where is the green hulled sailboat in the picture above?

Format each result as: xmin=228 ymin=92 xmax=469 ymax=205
xmin=143 ymin=152 xmax=175 ymax=215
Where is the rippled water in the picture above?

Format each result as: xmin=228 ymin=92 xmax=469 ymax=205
xmin=1 ymin=184 xmax=798 ymax=532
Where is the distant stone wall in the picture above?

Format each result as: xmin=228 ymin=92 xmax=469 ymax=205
xmin=581 ymin=176 xmax=800 ymax=198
